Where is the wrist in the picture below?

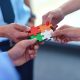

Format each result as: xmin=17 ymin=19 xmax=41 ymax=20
xmin=0 ymin=27 xmax=7 ymax=37
xmin=8 ymin=48 xmax=20 ymax=61
xmin=8 ymin=49 xmax=16 ymax=61
xmin=57 ymin=8 xmax=66 ymax=18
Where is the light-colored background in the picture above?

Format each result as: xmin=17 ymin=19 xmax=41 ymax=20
xmin=31 ymin=0 xmax=80 ymax=28
xmin=30 ymin=1 xmax=80 ymax=80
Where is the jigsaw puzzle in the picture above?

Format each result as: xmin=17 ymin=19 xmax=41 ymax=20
xmin=29 ymin=22 xmax=54 ymax=42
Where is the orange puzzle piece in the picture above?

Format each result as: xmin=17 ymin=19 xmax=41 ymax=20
xmin=38 ymin=25 xmax=46 ymax=32
xmin=38 ymin=23 xmax=52 ymax=32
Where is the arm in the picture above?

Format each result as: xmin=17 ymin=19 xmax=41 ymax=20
xmin=59 ymin=0 xmax=80 ymax=16
xmin=42 ymin=0 xmax=80 ymax=27
xmin=53 ymin=25 xmax=80 ymax=43
xmin=24 ymin=0 xmax=31 ymax=9
xmin=0 ymin=52 xmax=19 ymax=80
xmin=0 ymin=23 xmax=29 ymax=43
xmin=0 ymin=39 xmax=38 ymax=79
xmin=0 ymin=27 xmax=6 ymax=37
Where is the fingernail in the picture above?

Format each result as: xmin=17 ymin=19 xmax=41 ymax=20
xmin=34 ymin=45 xmax=39 ymax=50
xmin=30 ymin=39 xmax=37 ymax=44
xmin=30 ymin=55 xmax=34 ymax=59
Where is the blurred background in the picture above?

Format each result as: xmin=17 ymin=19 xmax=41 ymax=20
xmin=30 ymin=0 xmax=80 ymax=80
xmin=31 ymin=0 xmax=80 ymax=27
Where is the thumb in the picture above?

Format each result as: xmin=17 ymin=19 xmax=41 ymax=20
xmin=19 ymin=32 xmax=28 ymax=38
xmin=52 ymin=30 xmax=63 ymax=37
xmin=8 ymin=39 xmax=37 ymax=61
xmin=23 ymin=39 xmax=37 ymax=48
xmin=15 ymin=25 xmax=27 ymax=31
xmin=52 ymin=25 xmax=58 ymax=31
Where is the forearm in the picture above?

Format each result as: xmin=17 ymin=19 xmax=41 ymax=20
xmin=59 ymin=0 xmax=80 ymax=16
xmin=24 ymin=0 xmax=31 ymax=9
xmin=0 ymin=52 xmax=19 ymax=80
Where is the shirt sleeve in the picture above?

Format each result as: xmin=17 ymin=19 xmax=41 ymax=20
xmin=0 ymin=52 xmax=20 ymax=80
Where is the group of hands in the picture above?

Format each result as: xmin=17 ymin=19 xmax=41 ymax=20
xmin=3 ymin=9 xmax=80 ymax=67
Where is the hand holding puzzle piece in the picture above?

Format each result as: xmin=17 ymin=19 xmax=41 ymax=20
xmin=28 ymin=22 xmax=54 ymax=42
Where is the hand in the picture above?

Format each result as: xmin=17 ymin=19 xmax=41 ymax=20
xmin=52 ymin=25 xmax=80 ymax=43
xmin=8 ymin=39 xmax=39 ymax=66
xmin=3 ymin=23 xmax=29 ymax=43
xmin=42 ymin=9 xmax=65 ymax=30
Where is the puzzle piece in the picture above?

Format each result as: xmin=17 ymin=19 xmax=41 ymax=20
xmin=29 ymin=26 xmax=40 ymax=36
xmin=39 ymin=24 xmax=52 ymax=32
xmin=30 ymin=33 xmax=44 ymax=42
xmin=28 ymin=23 xmax=54 ymax=42
xmin=46 ymin=21 xmax=50 ymax=26
xmin=41 ymin=30 xmax=53 ymax=40
xmin=45 ymin=24 xmax=52 ymax=30
xmin=39 ymin=25 xmax=46 ymax=32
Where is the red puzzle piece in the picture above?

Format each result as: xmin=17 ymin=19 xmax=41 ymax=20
xmin=29 ymin=26 xmax=40 ymax=36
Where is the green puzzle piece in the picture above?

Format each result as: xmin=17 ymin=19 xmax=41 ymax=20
xmin=30 ymin=33 xmax=44 ymax=42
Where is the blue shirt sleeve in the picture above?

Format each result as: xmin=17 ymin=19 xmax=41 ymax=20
xmin=0 ymin=52 xmax=20 ymax=80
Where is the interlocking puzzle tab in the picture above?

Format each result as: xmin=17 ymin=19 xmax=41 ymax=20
xmin=28 ymin=26 xmax=40 ymax=36
xmin=30 ymin=33 xmax=44 ymax=42
xmin=29 ymin=22 xmax=53 ymax=42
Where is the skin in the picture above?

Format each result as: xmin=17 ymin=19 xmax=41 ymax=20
xmin=24 ymin=0 xmax=32 ymax=11
xmin=42 ymin=0 xmax=80 ymax=26
xmin=28 ymin=17 xmax=36 ymax=27
xmin=0 ymin=23 xmax=29 ymax=43
xmin=8 ymin=39 xmax=39 ymax=66
xmin=42 ymin=0 xmax=80 ymax=43
xmin=24 ymin=0 xmax=31 ymax=8
xmin=53 ymin=25 xmax=80 ymax=43
xmin=0 ymin=23 xmax=39 ymax=66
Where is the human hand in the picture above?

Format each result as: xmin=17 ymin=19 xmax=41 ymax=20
xmin=42 ymin=9 xmax=65 ymax=30
xmin=52 ymin=25 xmax=80 ymax=43
xmin=3 ymin=23 xmax=29 ymax=43
xmin=8 ymin=39 xmax=39 ymax=66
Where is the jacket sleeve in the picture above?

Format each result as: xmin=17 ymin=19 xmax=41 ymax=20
xmin=0 ymin=52 xmax=20 ymax=80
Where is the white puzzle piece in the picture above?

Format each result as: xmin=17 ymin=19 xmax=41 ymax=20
xmin=41 ymin=30 xmax=53 ymax=40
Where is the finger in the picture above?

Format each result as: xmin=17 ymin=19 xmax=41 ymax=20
xmin=12 ymin=38 xmax=21 ymax=43
xmin=34 ymin=45 xmax=39 ymax=50
xmin=24 ymin=49 xmax=33 ymax=62
xmin=42 ymin=13 xmax=50 ymax=25
xmin=28 ymin=50 xmax=34 ymax=55
xmin=57 ymin=25 xmax=71 ymax=30
xmin=57 ymin=26 xmax=66 ymax=30
xmin=57 ymin=35 xmax=66 ymax=43
xmin=19 ymin=32 xmax=28 ymax=38
xmin=51 ymin=25 xmax=58 ymax=31
xmin=46 ymin=14 xmax=52 ymax=23
xmin=51 ymin=17 xmax=59 ymax=26
xmin=30 ymin=50 xmax=37 ymax=59
xmin=23 ymin=39 xmax=37 ymax=48
xmin=27 ymin=50 xmax=36 ymax=59
xmin=39 ymin=42 xmax=44 ymax=45
xmin=61 ymin=39 xmax=68 ymax=43
xmin=52 ymin=30 xmax=63 ymax=37
xmin=63 ymin=38 xmax=70 ymax=43
xmin=42 ymin=15 xmax=47 ymax=25
xmin=54 ymin=37 xmax=61 ymax=42
xmin=25 ymin=27 xmax=31 ymax=32
xmin=25 ymin=53 xmax=31 ymax=62
xmin=30 ymin=55 xmax=35 ymax=59
xmin=14 ymin=24 xmax=27 ymax=31
xmin=56 ymin=38 xmax=62 ymax=43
